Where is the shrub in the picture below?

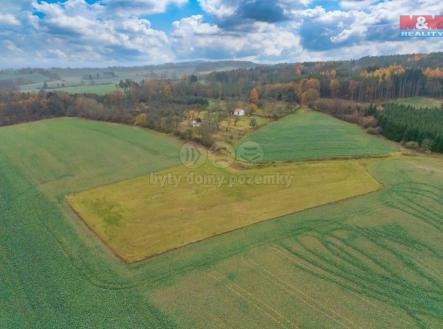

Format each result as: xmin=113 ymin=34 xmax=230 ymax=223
xmin=366 ymin=127 xmax=382 ymax=135
xmin=404 ymin=141 xmax=419 ymax=150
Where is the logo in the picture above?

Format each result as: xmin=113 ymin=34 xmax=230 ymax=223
xmin=209 ymin=144 xmax=235 ymax=169
xmin=180 ymin=141 xmax=265 ymax=168
xmin=236 ymin=142 xmax=264 ymax=163
xmin=179 ymin=143 xmax=207 ymax=168
xmin=400 ymin=15 xmax=443 ymax=37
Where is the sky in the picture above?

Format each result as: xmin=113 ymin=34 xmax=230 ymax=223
xmin=0 ymin=0 xmax=442 ymax=68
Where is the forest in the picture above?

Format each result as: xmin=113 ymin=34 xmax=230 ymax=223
xmin=376 ymin=104 xmax=443 ymax=152
xmin=0 ymin=52 xmax=442 ymax=151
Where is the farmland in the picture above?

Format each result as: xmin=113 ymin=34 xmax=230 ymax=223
xmin=50 ymin=83 xmax=118 ymax=95
xmin=150 ymin=156 xmax=443 ymax=329
xmin=239 ymin=110 xmax=397 ymax=161
xmin=1 ymin=117 xmax=443 ymax=328
xmin=0 ymin=118 xmax=182 ymax=196
xmin=67 ymin=160 xmax=380 ymax=263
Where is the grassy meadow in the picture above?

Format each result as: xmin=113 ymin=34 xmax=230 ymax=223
xmin=239 ymin=110 xmax=397 ymax=162
xmin=51 ymin=83 xmax=118 ymax=95
xmin=1 ymin=117 xmax=443 ymax=328
xmin=67 ymin=160 xmax=380 ymax=263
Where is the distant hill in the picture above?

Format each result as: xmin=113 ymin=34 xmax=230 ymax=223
xmin=0 ymin=60 xmax=259 ymax=92
xmin=2 ymin=52 xmax=443 ymax=92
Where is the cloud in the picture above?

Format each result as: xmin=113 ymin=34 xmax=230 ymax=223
xmin=171 ymin=15 xmax=299 ymax=60
xmin=27 ymin=0 xmax=173 ymax=65
xmin=0 ymin=14 xmax=21 ymax=26
xmin=339 ymin=0 xmax=379 ymax=10
xmin=0 ymin=0 xmax=443 ymax=67
xmin=47 ymin=49 xmax=67 ymax=58
xmin=102 ymin=0 xmax=187 ymax=16
xmin=198 ymin=0 xmax=237 ymax=19
xmin=3 ymin=40 xmax=23 ymax=53
xmin=297 ymin=0 xmax=443 ymax=51
xmin=199 ymin=0 xmax=308 ymax=25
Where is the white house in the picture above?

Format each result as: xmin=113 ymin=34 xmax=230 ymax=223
xmin=192 ymin=118 xmax=202 ymax=127
xmin=234 ymin=108 xmax=245 ymax=117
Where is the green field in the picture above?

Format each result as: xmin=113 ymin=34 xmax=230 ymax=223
xmin=0 ymin=71 xmax=50 ymax=84
xmin=239 ymin=110 xmax=397 ymax=161
xmin=67 ymin=160 xmax=380 ymax=263
xmin=390 ymin=97 xmax=442 ymax=108
xmin=52 ymin=83 xmax=118 ymax=95
xmin=1 ymin=117 xmax=443 ymax=328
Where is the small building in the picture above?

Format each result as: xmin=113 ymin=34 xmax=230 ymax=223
xmin=234 ymin=108 xmax=245 ymax=117
xmin=192 ymin=118 xmax=202 ymax=127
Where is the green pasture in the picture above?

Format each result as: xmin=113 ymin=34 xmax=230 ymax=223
xmin=0 ymin=117 xmax=442 ymax=328
xmin=239 ymin=110 xmax=396 ymax=161
xmin=52 ymin=84 xmax=118 ymax=95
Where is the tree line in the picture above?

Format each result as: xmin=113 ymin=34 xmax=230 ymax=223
xmin=0 ymin=52 xmax=442 ymax=152
xmin=376 ymin=104 xmax=443 ymax=152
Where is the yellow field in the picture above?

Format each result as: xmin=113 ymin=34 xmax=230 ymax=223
xmin=67 ymin=160 xmax=381 ymax=263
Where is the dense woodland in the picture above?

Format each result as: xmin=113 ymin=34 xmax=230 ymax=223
xmin=0 ymin=52 xmax=442 ymax=151
xmin=376 ymin=104 xmax=443 ymax=152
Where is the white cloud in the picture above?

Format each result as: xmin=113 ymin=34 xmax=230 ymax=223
xmin=0 ymin=14 xmax=20 ymax=26
xmin=339 ymin=0 xmax=378 ymax=10
xmin=0 ymin=0 xmax=442 ymax=67
xmin=3 ymin=40 xmax=23 ymax=53
xmin=198 ymin=0 xmax=237 ymax=19
xmin=102 ymin=0 xmax=187 ymax=16
xmin=299 ymin=0 xmax=443 ymax=47
xmin=29 ymin=0 xmax=173 ymax=65
xmin=171 ymin=15 xmax=299 ymax=60
xmin=47 ymin=49 xmax=67 ymax=58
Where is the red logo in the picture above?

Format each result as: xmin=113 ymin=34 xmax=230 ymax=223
xmin=400 ymin=15 xmax=443 ymax=30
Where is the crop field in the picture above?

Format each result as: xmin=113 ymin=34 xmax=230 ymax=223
xmin=0 ymin=71 xmax=50 ymax=84
xmin=1 ymin=117 xmax=443 ymax=328
xmin=150 ymin=156 xmax=443 ymax=329
xmin=67 ymin=160 xmax=380 ymax=263
xmin=239 ymin=111 xmax=397 ymax=161
xmin=0 ymin=118 xmax=182 ymax=196
xmin=390 ymin=97 xmax=442 ymax=108
xmin=52 ymin=83 xmax=118 ymax=95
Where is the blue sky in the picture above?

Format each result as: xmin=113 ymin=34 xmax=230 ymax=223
xmin=0 ymin=0 xmax=442 ymax=68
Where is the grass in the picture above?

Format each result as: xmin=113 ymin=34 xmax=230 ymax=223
xmin=67 ymin=160 xmax=380 ymax=263
xmin=1 ymin=117 xmax=443 ymax=328
xmin=51 ymin=83 xmax=118 ymax=95
xmin=150 ymin=156 xmax=443 ymax=329
xmin=0 ymin=118 xmax=183 ymax=197
xmin=0 ymin=71 xmax=50 ymax=84
xmin=390 ymin=97 xmax=442 ymax=109
xmin=239 ymin=110 xmax=396 ymax=161
xmin=220 ymin=115 xmax=268 ymax=130
xmin=0 ymin=118 xmax=184 ymax=328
